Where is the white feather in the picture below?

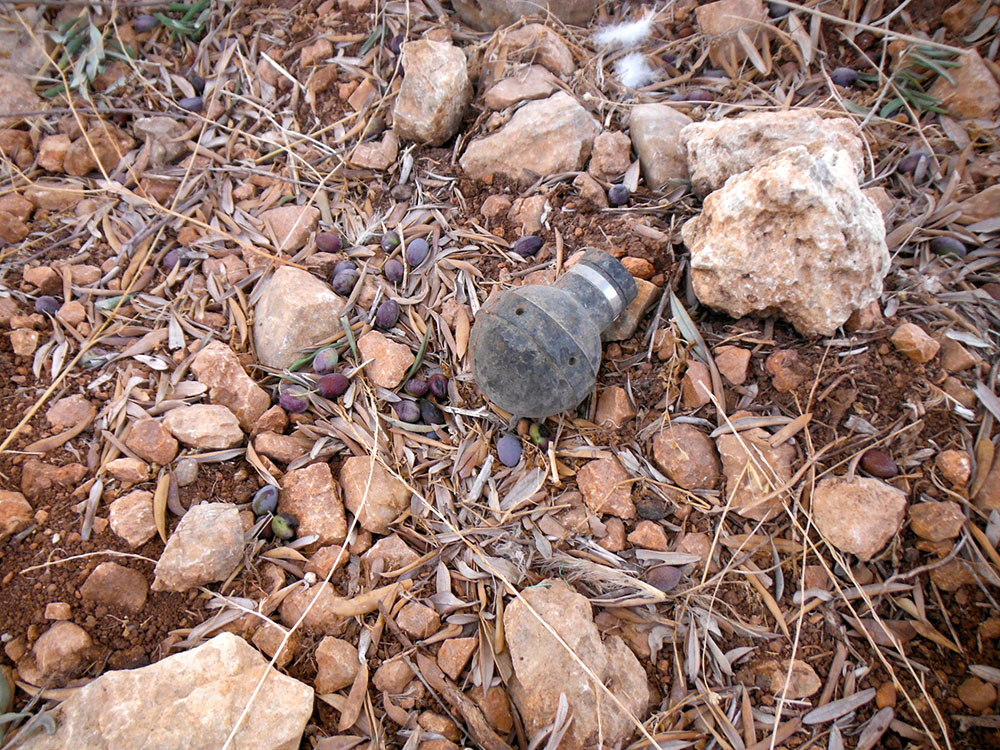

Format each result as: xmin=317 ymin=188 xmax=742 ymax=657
xmin=615 ymin=52 xmax=657 ymax=89
xmin=594 ymin=17 xmax=654 ymax=48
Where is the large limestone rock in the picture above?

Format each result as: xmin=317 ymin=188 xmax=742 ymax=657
xmin=254 ymin=267 xmax=346 ymax=369
xmin=340 ymin=456 xmax=411 ymax=534
xmin=452 ymin=0 xmax=598 ymax=30
xmin=460 ymin=92 xmax=600 ymax=184
xmin=680 ymin=109 xmax=865 ymax=196
xmin=17 ymin=633 xmax=313 ymax=750
xmin=191 ymin=341 xmax=270 ymax=430
xmin=163 ymin=404 xmax=244 ymax=449
xmin=504 ymin=579 xmax=649 ymax=750
xmin=394 ymin=40 xmax=472 ymax=146
xmin=152 ymin=503 xmax=244 ymax=591
xmin=279 ymin=463 xmax=347 ymax=547
xmin=681 ymin=146 xmax=888 ymax=337
xmin=812 ymin=475 xmax=907 ymax=561
xmin=629 ymin=103 xmax=692 ymax=191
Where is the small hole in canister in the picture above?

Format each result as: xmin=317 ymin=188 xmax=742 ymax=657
xmin=568 ymin=356 xmax=577 ymax=366
xmin=515 ymin=307 xmax=525 ymax=315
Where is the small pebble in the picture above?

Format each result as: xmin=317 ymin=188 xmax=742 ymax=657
xmin=497 ymin=434 xmax=522 ymax=467
xmin=174 ymin=458 xmax=199 ymax=487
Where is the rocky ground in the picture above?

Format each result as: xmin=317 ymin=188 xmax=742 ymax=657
xmin=1 ymin=0 xmax=999 ymax=748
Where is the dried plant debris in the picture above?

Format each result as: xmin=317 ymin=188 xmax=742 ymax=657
xmin=0 ymin=0 xmax=999 ymax=748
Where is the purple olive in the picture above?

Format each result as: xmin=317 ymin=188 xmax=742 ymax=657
xmin=830 ymin=67 xmax=858 ymax=87
xmin=768 ymin=1 xmax=790 ymax=17
xmin=313 ymin=347 xmax=339 ymax=374
xmin=861 ymin=449 xmax=899 ymax=478
xmin=317 ymin=373 xmax=350 ymax=398
xmin=662 ymin=52 xmax=677 ymax=65
xmin=383 ymin=258 xmax=404 ymax=282
xmin=529 ymin=422 xmax=550 ymax=450
xmin=667 ymin=91 xmax=687 ymax=101
xmin=497 ymin=434 xmax=522 ymax=467
xmin=405 ymin=237 xmax=430 ymax=267
xmin=405 ymin=378 xmax=429 ymax=397
xmin=333 ymin=260 xmax=356 ymax=276
xmin=252 ymin=485 xmax=279 ymax=516
xmin=316 ymin=233 xmax=341 ymax=253
xmin=647 ymin=565 xmax=682 ymax=592
xmin=389 ymin=33 xmax=405 ymax=55
xmin=419 ymin=398 xmax=444 ymax=425
xmin=898 ymin=150 xmax=931 ymax=175
xmin=188 ymin=73 xmax=205 ymax=95
xmin=929 ymin=236 xmax=967 ymax=259
xmin=178 ymin=96 xmax=203 ymax=113
xmin=512 ymin=235 xmax=543 ymax=257
xmin=608 ymin=184 xmax=630 ymax=207
xmin=271 ymin=513 xmax=299 ymax=541
xmin=381 ymin=231 xmax=401 ymax=252
xmin=375 ymin=299 xmax=400 ymax=329
xmin=428 ymin=373 xmax=448 ymax=400
xmin=34 ymin=295 xmax=61 ymax=316
xmin=279 ymin=385 xmax=310 ymax=413
xmin=393 ymin=400 xmax=421 ymax=423
xmin=331 ymin=270 xmax=360 ymax=295
xmin=162 ymin=248 xmax=191 ymax=269
xmin=134 ymin=14 xmax=160 ymax=32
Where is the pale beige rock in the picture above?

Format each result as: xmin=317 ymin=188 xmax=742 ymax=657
xmin=0 ymin=73 xmax=44 ymax=128
xmin=437 ymin=637 xmax=477 ymax=680
xmin=680 ymin=109 xmax=865 ymax=196
xmin=254 ymin=432 xmax=311 ymax=464
xmin=653 ymin=423 xmax=721 ymax=490
xmin=939 ymin=337 xmax=978 ymax=373
xmin=682 ymin=146 xmax=888 ymax=337
xmin=943 ymin=0 xmax=982 ymax=32
xmin=577 ymin=456 xmax=636 ymax=519
xmin=63 ymin=125 xmax=134 ymax=176
xmin=9 ymin=328 xmax=39 ymax=356
xmin=21 ymin=460 xmax=86 ymax=502
xmin=16 ymin=633 xmax=313 ymax=750
xmin=362 ymin=533 xmax=420 ymax=576
xmin=23 ymin=265 xmax=59 ymax=292
xmin=340 ymin=455 xmax=411 ymax=533
xmin=24 ymin=181 xmax=85 ymax=210
xmin=717 ymin=428 xmax=796 ymax=521
xmin=126 ymin=419 xmax=178 ymax=465
xmin=152 ymin=503 xmax=244 ymax=591
xmin=503 ymin=579 xmax=649 ymax=750
xmin=316 ymin=636 xmax=360 ymax=692
xmin=279 ymin=463 xmax=347 ymax=546
xmin=46 ymin=394 xmax=95 ymax=430
xmin=681 ymin=360 xmax=712 ymax=409
xmin=485 ymin=65 xmax=560 ymax=110
xmin=262 ymin=205 xmax=319 ymax=253
xmin=203 ymin=255 xmax=249 ymax=284
xmin=57 ymin=300 xmax=85 ymax=327
xmin=252 ymin=405 xmax=289 ymax=437
xmin=251 ymin=621 xmax=297 ymax=669
xmin=508 ymin=193 xmax=547 ymax=234
xmin=191 ymin=341 xmax=270 ymax=430
xmin=929 ymin=49 xmax=1000 ymax=119
xmin=396 ymin=601 xmax=441 ymax=639
xmin=350 ymin=130 xmax=398 ymax=170
xmin=27 ymin=622 xmax=92 ymax=682
xmin=909 ymin=501 xmax=964 ymax=542
xmin=254 ymin=267 xmax=346 ymax=369
xmin=936 ymin=449 xmax=971 ymax=487
xmin=499 ymin=24 xmax=575 ymax=77
xmin=589 ymin=130 xmax=633 ymax=182
xmin=163 ymin=404 xmax=243 ymax=449
xmin=958 ymin=677 xmax=997 ymax=712
xmin=628 ymin=520 xmax=669 ymax=550
xmin=418 ymin=712 xmax=461 ymax=742
xmin=0 ymin=490 xmax=32 ymax=541
xmin=452 ymin=0 xmax=598 ymax=30
xmin=475 ymin=686 xmax=515 ymax=734
xmin=766 ymin=350 xmax=810 ymax=392
xmin=109 ymin=490 xmax=157 ymax=548
xmin=0 ymin=210 xmax=28 ymax=244
xmin=715 ymin=345 xmax=751 ymax=385
xmin=132 ymin=117 xmax=187 ymax=167
xmin=846 ymin=300 xmax=884 ymax=332
xmin=373 ymin=655 xmax=414 ymax=694
xmin=278 ymin=583 xmax=348 ymax=635
xmin=812 ymin=475 xmax=907 ymax=560
xmin=80 ymin=562 xmax=148 ymax=614
xmin=45 ymin=603 xmax=72 ymax=621
xmin=863 ymin=187 xmax=894 ymax=224
xmin=461 ymin=92 xmax=600 ymax=183
xmin=696 ymin=0 xmax=768 ymax=71
xmin=358 ymin=330 xmax=415 ymax=389
xmin=573 ymin=172 xmax=609 ymax=207
xmin=595 ymin=386 xmax=635 ymax=428
xmin=597 ymin=516 xmax=627 ymax=552
xmin=300 ymin=37 xmax=332 ymax=67
xmin=629 ymin=104 xmax=692 ymax=190
xmin=755 ymin=659 xmax=821 ymax=699
xmin=0 ymin=193 xmax=32 ymax=221
xmin=890 ymin=323 xmax=939 ymax=363
xmin=394 ymin=40 xmax=471 ymax=146
xmin=106 ymin=457 xmax=149 ymax=485
xmin=480 ymin=194 xmax=513 ymax=219
xmin=621 ymin=257 xmax=654 ymax=280
xmin=38 ymin=134 xmax=71 ymax=172
xmin=603 ymin=277 xmax=659 ymax=341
